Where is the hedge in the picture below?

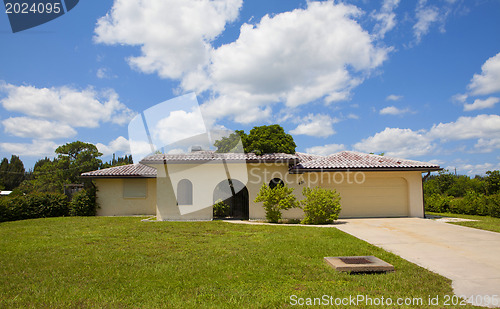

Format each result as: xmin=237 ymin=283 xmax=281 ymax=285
xmin=0 ymin=189 xmax=98 ymax=222
xmin=425 ymin=192 xmax=500 ymax=218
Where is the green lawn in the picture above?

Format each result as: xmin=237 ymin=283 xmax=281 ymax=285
xmin=0 ymin=217 xmax=481 ymax=308
xmin=427 ymin=212 xmax=500 ymax=233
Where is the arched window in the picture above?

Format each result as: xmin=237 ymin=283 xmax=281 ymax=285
xmin=269 ymin=178 xmax=284 ymax=189
xmin=177 ymin=179 xmax=193 ymax=205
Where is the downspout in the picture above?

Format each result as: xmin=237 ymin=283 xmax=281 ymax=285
xmin=421 ymin=171 xmax=431 ymax=218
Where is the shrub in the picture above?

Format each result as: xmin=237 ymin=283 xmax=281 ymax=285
xmin=254 ymin=183 xmax=297 ymax=223
xmin=213 ymin=199 xmax=230 ymax=217
xmin=449 ymin=191 xmax=489 ymax=215
xmin=486 ymin=193 xmax=500 ymax=218
xmin=300 ymin=187 xmax=341 ymax=225
xmin=69 ymin=188 xmax=97 ymax=216
xmin=0 ymin=192 xmax=69 ymax=222
xmin=425 ymin=193 xmax=453 ymax=213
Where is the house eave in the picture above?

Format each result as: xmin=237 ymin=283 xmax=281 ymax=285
xmin=288 ymin=167 xmax=443 ymax=174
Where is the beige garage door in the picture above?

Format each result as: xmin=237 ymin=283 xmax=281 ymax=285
xmin=334 ymin=177 xmax=409 ymax=218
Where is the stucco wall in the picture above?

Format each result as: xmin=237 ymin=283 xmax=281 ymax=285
xmin=95 ymin=178 xmax=156 ymax=216
xmin=102 ymin=162 xmax=425 ymax=220
xmin=246 ymin=167 xmax=425 ymax=219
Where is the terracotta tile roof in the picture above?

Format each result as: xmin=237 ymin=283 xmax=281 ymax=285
xmin=140 ymin=151 xmax=299 ymax=164
xmin=81 ymin=163 xmax=157 ymax=178
xmin=295 ymin=152 xmax=324 ymax=163
xmin=82 ymin=151 xmax=441 ymax=178
xmin=290 ymin=151 xmax=441 ymax=172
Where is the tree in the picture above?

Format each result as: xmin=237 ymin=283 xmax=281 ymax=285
xmin=215 ymin=124 xmax=296 ymax=155
xmin=0 ymin=158 xmax=8 ymax=190
xmin=55 ymin=141 xmax=102 ymax=184
xmin=214 ymin=130 xmax=246 ymax=153
xmin=254 ymin=182 xmax=298 ymax=223
xmin=0 ymin=155 xmax=25 ymax=190
xmin=100 ymin=154 xmax=134 ymax=169
xmin=27 ymin=141 xmax=103 ymax=193
xmin=486 ymin=170 xmax=500 ymax=194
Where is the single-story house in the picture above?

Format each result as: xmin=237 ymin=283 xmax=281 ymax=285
xmin=81 ymin=151 xmax=441 ymax=221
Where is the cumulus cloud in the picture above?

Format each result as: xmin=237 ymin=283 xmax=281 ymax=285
xmin=0 ymin=83 xmax=136 ymax=128
xmin=448 ymin=162 xmax=500 ymax=176
xmin=386 ymin=94 xmax=403 ymax=101
xmin=354 ymin=127 xmax=434 ymax=158
xmin=2 ymin=117 xmax=77 ymax=139
xmin=463 ymin=97 xmax=499 ymax=111
xmin=379 ymin=106 xmax=412 ymax=115
xmin=290 ymin=114 xmax=338 ymax=138
xmin=371 ymin=0 xmax=400 ymax=38
xmin=474 ymin=138 xmax=500 ymax=153
xmin=96 ymin=136 xmax=131 ymax=156
xmin=429 ymin=114 xmax=500 ymax=141
xmin=352 ymin=114 xmax=500 ymax=157
xmin=94 ymin=0 xmax=242 ymax=80
xmin=0 ymin=140 xmax=58 ymax=157
xmin=305 ymin=144 xmax=346 ymax=156
xmin=467 ymin=52 xmax=500 ymax=96
xmin=198 ymin=1 xmax=390 ymax=118
xmin=154 ymin=109 xmax=207 ymax=146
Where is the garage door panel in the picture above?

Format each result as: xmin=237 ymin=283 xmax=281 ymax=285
xmin=334 ymin=177 xmax=408 ymax=218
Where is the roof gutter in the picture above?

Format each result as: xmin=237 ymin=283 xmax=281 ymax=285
xmin=289 ymin=167 xmax=443 ymax=174
xmin=421 ymin=171 xmax=431 ymax=218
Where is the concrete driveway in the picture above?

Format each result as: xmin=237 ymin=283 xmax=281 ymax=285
xmin=335 ymin=218 xmax=500 ymax=308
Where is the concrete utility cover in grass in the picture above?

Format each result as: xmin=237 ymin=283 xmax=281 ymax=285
xmin=324 ymin=256 xmax=394 ymax=273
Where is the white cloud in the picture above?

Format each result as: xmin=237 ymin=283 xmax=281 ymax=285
xmin=371 ymin=0 xmax=400 ymax=38
xmin=413 ymin=0 xmax=440 ymax=44
xmin=0 ymin=140 xmax=58 ymax=157
xmin=386 ymin=94 xmax=403 ymax=101
xmin=452 ymin=93 xmax=468 ymax=103
xmin=96 ymin=67 xmax=116 ymax=79
xmin=154 ymin=110 xmax=207 ymax=145
xmin=94 ymin=0 xmax=242 ymax=80
xmin=448 ymin=162 xmax=500 ymax=176
xmin=347 ymin=113 xmax=359 ymax=120
xmin=0 ymin=83 xmax=136 ymax=128
xmin=354 ymin=127 xmax=434 ymax=158
xmin=290 ymin=114 xmax=338 ymax=138
xmin=379 ymin=105 xmax=412 ymax=115
xmin=463 ymin=97 xmax=499 ymax=111
xmin=197 ymin=1 xmax=390 ymax=123
xmin=96 ymin=136 xmax=131 ymax=156
xmin=429 ymin=114 xmax=500 ymax=141
xmin=2 ymin=117 xmax=77 ymax=139
xmin=474 ymin=138 xmax=500 ymax=153
xmin=305 ymin=144 xmax=345 ymax=156
xmin=467 ymin=52 xmax=500 ymax=96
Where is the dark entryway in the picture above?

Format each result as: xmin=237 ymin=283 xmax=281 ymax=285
xmin=213 ymin=179 xmax=249 ymax=220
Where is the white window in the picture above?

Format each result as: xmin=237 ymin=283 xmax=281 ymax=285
xmin=177 ymin=179 xmax=193 ymax=205
xmin=123 ymin=179 xmax=147 ymax=198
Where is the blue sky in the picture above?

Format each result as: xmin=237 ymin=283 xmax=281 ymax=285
xmin=0 ymin=0 xmax=499 ymax=175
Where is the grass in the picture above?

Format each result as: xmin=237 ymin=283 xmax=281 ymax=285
xmin=0 ymin=217 xmax=481 ymax=308
xmin=427 ymin=212 xmax=500 ymax=233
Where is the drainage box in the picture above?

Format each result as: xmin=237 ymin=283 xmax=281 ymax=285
xmin=324 ymin=256 xmax=394 ymax=273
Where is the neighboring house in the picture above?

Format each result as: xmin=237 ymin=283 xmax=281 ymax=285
xmin=81 ymin=151 xmax=441 ymax=220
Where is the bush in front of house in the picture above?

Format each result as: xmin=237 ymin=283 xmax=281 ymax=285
xmin=254 ymin=183 xmax=298 ymax=223
xmin=0 ymin=192 xmax=69 ymax=222
xmin=69 ymin=188 xmax=98 ymax=216
xmin=213 ymin=199 xmax=230 ymax=217
xmin=300 ymin=186 xmax=342 ymax=225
